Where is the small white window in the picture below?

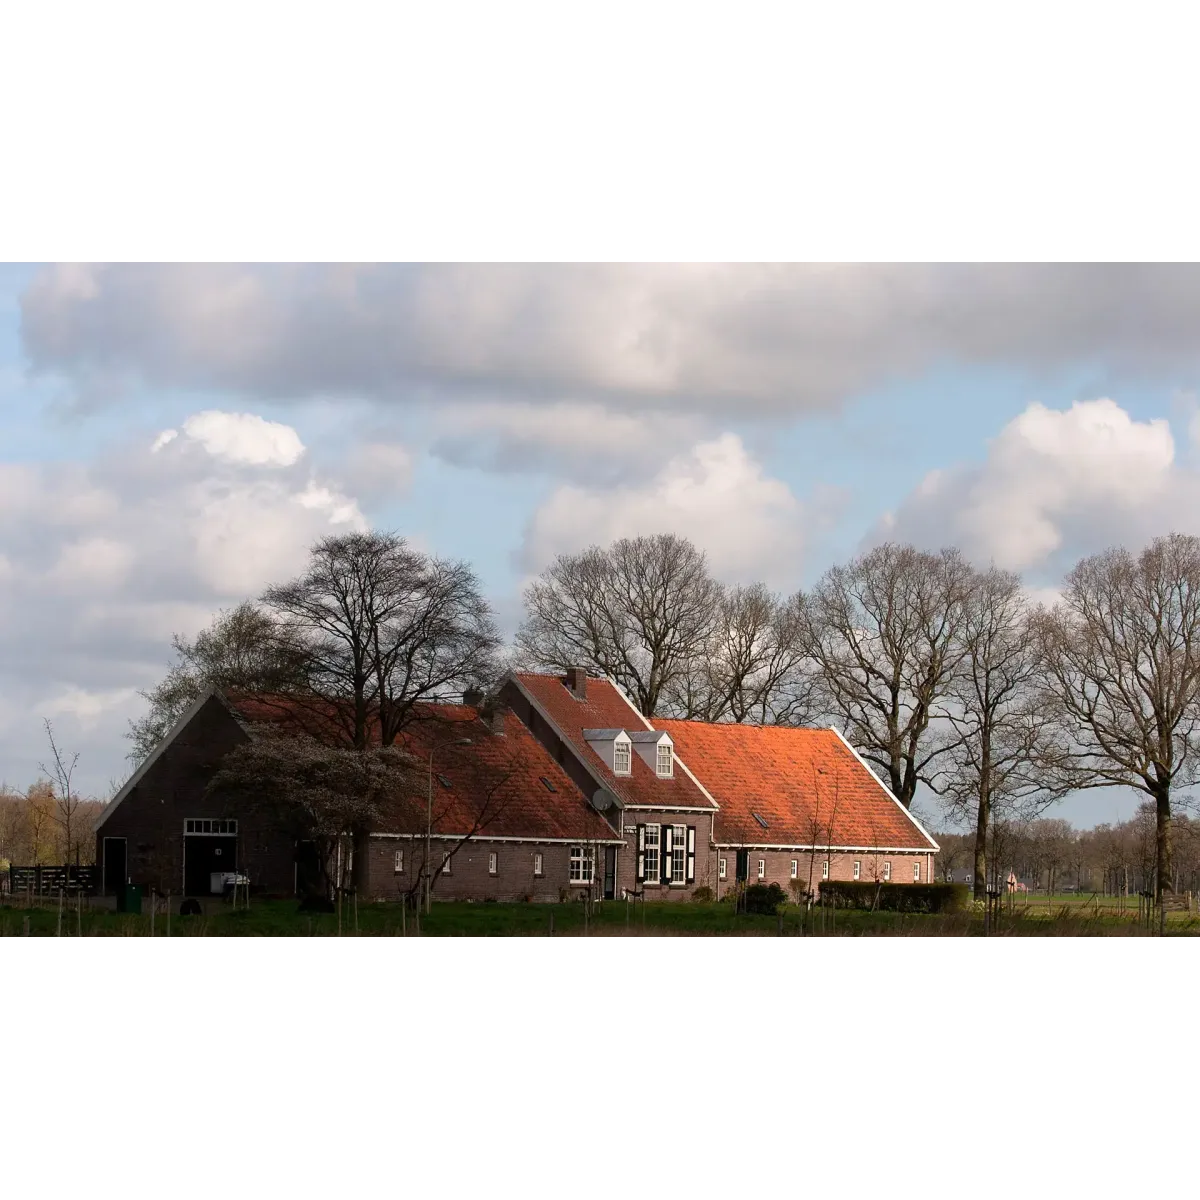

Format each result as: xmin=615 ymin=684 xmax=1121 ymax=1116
xmin=883 ymin=861 xmax=891 ymax=881
xmin=853 ymin=860 xmax=861 ymax=880
xmin=644 ymin=824 xmax=661 ymax=881
xmin=790 ymin=859 xmax=798 ymax=879
xmin=757 ymin=858 xmax=765 ymax=880
xmin=534 ymin=852 xmax=543 ymax=877
xmin=613 ymin=740 xmax=632 ymax=775
xmin=570 ymin=845 xmax=594 ymax=884
xmin=822 ymin=860 xmax=829 ymax=880
xmin=914 ymin=860 xmax=920 ymax=882
xmin=394 ymin=849 xmax=404 ymax=874
xmin=718 ymin=857 xmax=727 ymax=880
xmin=442 ymin=851 xmax=452 ymax=875
xmin=656 ymin=742 xmax=673 ymax=777
xmin=488 ymin=852 xmax=498 ymax=876
xmin=671 ymin=824 xmax=686 ymax=883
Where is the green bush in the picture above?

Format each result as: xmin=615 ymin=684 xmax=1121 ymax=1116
xmin=818 ymin=880 xmax=969 ymax=913
xmin=744 ymin=882 xmax=788 ymax=915
xmin=691 ymin=885 xmax=714 ymax=902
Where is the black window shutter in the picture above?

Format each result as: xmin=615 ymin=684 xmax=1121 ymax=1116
xmin=686 ymin=825 xmax=696 ymax=883
xmin=662 ymin=825 xmax=672 ymax=883
xmin=637 ymin=824 xmax=646 ymax=883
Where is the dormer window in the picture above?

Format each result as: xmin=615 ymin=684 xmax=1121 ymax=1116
xmin=656 ymin=742 xmax=673 ymax=777
xmin=613 ymin=739 xmax=631 ymax=775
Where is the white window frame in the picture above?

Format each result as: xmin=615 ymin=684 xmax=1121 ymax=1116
xmin=533 ymin=852 xmax=543 ymax=877
xmin=790 ymin=859 xmax=798 ymax=879
xmin=822 ymin=860 xmax=829 ymax=880
xmin=853 ymin=860 xmax=861 ymax=880
xmin=757 ymin=858 xmax=765 ymax=880
xmin=914 ymin=860 xmax=921 ymax=882
xmin=488 ymin=852 xmax=498 ymax=876
xmin=883 ymin=861 xmax=891 ymax=882
xmin=656 ymin=742 xmax=674 ymax=778
xmin=394 ymin=849 xmax=404 ymax=874
xmin=569 ymin=844 xmax=595 ymax=884
xmin=718 ymin=857 xmax=727 ymax=880
xmin=613 ymin=739 xmax=632 ymax=776
xmin=441 ymin=851 xmax=452 ymax=875
xmin=670 ymin=824 xmax=686 ymax=885
xmin=643 ymin=824 xmax=660 ymax=883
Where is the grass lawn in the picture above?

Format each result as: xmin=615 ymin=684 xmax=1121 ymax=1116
xmin=3 ymin=896 xmax=1199 ymax=936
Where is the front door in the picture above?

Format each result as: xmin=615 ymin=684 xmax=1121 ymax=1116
xmin=603 ymin=846 xmax=617 ymax=900
xmin=102 ymin=837 xmax=127 ymax=896
xmin=183 ymin=836 xmax=238 ymax=895
xmin=735 ymin=849 xmax=749 ymax=883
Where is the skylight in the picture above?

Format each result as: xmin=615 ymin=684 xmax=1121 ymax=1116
xmin=437 ymin=774 xmax=453 ymax=789
xmin=751 ymin=811 xmax=769 ymax=830
xmin=540 ymin=776 xmax=557 ymax=793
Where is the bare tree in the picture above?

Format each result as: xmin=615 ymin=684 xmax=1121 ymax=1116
xmin=940 ymin=568 xmax=1071 ymax=898
xmin=517 ymin=533 xmax=720 ymax=717
xmin=1036 ymin=533 xmax=1200 ymax=902
xmin=127 ymin=600 xmax=310 ymax=763
xmin=805 ymin=543 xmax=973 ymax=807
xmin=262 ymin=531 xmax=500 ymax=749
xmin=664 ymin=585 xmax=819 ymax=724
xmin=39 ymin=719 xmax=84 ymax=867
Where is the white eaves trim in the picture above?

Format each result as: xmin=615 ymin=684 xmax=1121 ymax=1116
xmin=713 ymin=842 xmax=934 ymax=853
xmin=93 ymin=688 xmax=226 ymax=832
xmin=604 ymin=673 xmax=722 ymax=812
xmin=828 ymin=727 xmax=941 ymax=853
xmin=369 ymin=832 xmax=626 ymax=846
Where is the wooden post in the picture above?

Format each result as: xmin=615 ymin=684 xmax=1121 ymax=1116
xmin=150 ymin=890 xmax=155 ymax=937
xmin=401 ymin=899 xmax=407 ymax=937
xmin=549 ymin=911 xmax=554 ymax=937
xmin=354 ymin=890 xmax=359 ymax=936
xmin=167 ymin=892 xmax=171 ymax=938
xmin=56 ymin=885 xmax=63 ymax=937
xmin=23 ymin=914 xmax=30 ymax=936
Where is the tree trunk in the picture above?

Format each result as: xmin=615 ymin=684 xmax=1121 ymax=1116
xmin=1155 ymin=788 xmax=1173 ymax=903
xmin=973 ymin=786 xmax=989 ymax=903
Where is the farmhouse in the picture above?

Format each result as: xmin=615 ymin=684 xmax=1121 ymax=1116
xmin=94 ymin=669 xmax=938 ymax=902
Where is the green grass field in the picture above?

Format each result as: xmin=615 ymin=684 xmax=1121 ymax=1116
xmin=2 ymin=895 xmax=1197 ymax=936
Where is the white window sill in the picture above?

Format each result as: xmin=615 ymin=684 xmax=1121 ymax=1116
xmin=569 ymin=880 xmax=595 ymax=887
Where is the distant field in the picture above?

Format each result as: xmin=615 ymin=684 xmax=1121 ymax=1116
xmin=2 ymin=896 xmax=1198 ymax=936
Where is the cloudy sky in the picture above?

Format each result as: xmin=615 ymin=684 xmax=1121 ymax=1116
xmin=6 ymin=262 xmax=1200 ymax=824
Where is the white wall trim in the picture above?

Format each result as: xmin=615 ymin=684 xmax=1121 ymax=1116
xmin=827 ymin=726 xmax=941 ymax=853
xmin=713 ymin=842 xmax=934 ymax=854
xmin=368 ymin=832 xmax=626 ymax=846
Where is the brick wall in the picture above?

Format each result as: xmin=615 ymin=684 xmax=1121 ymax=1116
xmin=95 ymin=695 xmax=298 ymax=896
xmin=711 ymin=847 xmax=935 ymax=897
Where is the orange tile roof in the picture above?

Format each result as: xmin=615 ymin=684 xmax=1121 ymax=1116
xmin=512 ymin=673 xmax=717 ymax=812
xmin=223 ymin=692 xmax=619 ymax=843
xmin=652 ymin=719 xmax=938 ymax=851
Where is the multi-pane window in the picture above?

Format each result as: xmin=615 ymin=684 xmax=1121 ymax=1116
xmin=613 ymin=740 xmax=631 ymax=775
xmin=656 ymin=743 xmax=673 ymax=777
xmin=184 ymin=818 xmax=237 ymax=835
xmin=533 ymin=853 xmax=544 ymax=877
xmin=442 ymin=851 xmax=452 ymax=875
xmin=757 ymin=859 xmax=765 ymax=880
xmin=883 ymin=861 xmax=891 ymax=881
xmin=914 ymin=860 xmax=921 ymax=882
xmin=671 ymin=825 xmax=686 ymax=882
xmin=790 ymin=860 xmax=798 ymax=879
xmin=488 ymin=852 xmax=498 ymax=876
xmin=394 ymin=849 xmax=404 ymax=874
xmin=718 ymin=857 xmax=727 ymax=880
xmin=644 ymin=824 xmax=660 ymax=881
xmin=853 ymin=860 xmax=861 ymax=880
xmin=570 ymin=845 xmax=594 ymax=884
xmin=822 ymin=860 xmax=829 ymax=880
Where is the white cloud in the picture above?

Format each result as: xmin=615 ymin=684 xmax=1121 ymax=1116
xmin=151 ymin=428 xmax=178 ymax=452
xmin=181 ymin=409 xmax=305 ymax=466
xmin=878 ymin=398 xmax=1193 ymax=573
xmin=26 ymin=264 xmax=1200 ymax=418
xmin=35 ymin=686 xmax=142 ymax=729
xmin=49 ymin=536 xmax=135 ymax=589
xmin=522 ymin=433 xmax=819 ymax=587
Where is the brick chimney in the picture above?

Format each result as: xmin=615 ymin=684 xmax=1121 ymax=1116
xmin=480 ymin=697 xmax=508 ymax=735
xmin=565 ymin=665 xmax=589 ymax=700
xmin=463 ymin=687 xmax=484 ymax=709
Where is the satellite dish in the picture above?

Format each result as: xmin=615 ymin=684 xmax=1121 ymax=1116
xmin=592 ymin=788 xmax=616 ymax=811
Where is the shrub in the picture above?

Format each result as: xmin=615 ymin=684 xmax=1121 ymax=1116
xmin=818 ymin=880 xmax=969 ymax=913
xmin=744 ymin=882 xmax=788 ymax=915
xmin=691 ymin=885 xmax=714 ymax=902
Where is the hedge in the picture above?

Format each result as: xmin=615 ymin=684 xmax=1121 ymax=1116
xmin=743 ymin=882 xmax=788 ymax=915
xmin=818 ymin=881 xmax=970 ymax=914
